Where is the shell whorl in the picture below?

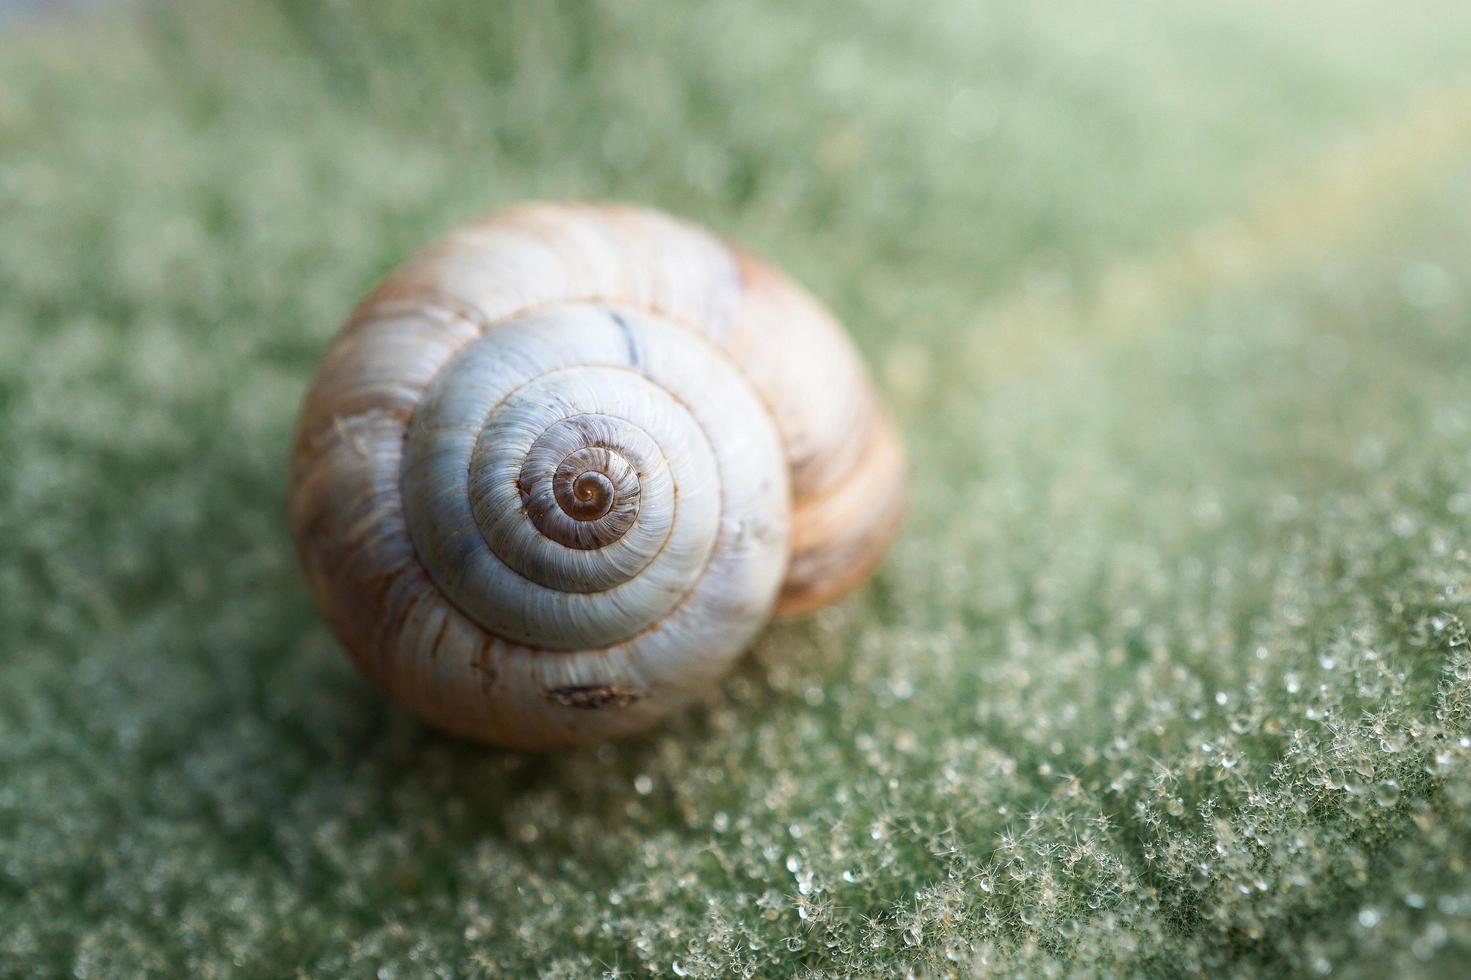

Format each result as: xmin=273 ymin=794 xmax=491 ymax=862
xmin=399 ymin=305 xmax=780 ymax=653
xmin=289 ymin=203 xmax=905 ymax=748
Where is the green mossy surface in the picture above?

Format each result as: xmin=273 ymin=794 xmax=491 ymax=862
xmin=3 ymin=2 xmax=1471 ymax=976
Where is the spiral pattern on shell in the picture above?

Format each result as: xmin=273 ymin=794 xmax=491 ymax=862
xmin=290 ymin=203 xmax=905 ymax=748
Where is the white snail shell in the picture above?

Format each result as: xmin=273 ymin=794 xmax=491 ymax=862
xmin=289 ymin=202 xmax=905 ymax=748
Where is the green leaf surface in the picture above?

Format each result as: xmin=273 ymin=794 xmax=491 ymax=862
xmin=3 ymin=2 xmax=1471 ymax=976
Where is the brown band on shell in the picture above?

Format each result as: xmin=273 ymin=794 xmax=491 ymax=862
xmin=774 ymin=410 xmax=907 ymax=618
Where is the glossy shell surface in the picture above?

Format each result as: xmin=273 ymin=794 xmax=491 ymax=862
xmin=289 ymin=203 xmax=904 ymax=748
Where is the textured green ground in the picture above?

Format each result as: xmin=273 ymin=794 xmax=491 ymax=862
xmin=4 ymin=1 xmax=1471 ymax=976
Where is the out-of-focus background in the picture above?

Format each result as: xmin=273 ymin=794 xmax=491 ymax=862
xmin=3 ymin=1 xmax=1471 ymax=976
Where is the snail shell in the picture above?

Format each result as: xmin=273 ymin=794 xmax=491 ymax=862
xmin=289 ymin=202 xmax=905 ymax=748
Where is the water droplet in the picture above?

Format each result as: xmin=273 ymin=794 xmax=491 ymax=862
xmin=1414 ymin=922 xmax=1450 ymax=959
xmin=633 ymin=774 xmax=654 ymax=795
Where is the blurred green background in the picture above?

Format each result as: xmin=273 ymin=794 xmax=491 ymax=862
xmin=4 ymin=1 xmax=1471 ymax=976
